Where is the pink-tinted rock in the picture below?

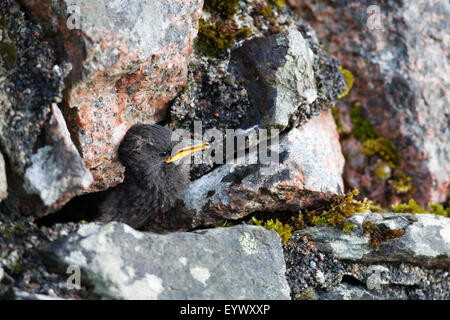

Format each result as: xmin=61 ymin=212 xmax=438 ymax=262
xmin=22 ymin=0 xmax=203 ymax=192
xmin=289 ymin=0 xmax=450 ymax=206
xmin=184 ymin=111 xmax=345 ymax=226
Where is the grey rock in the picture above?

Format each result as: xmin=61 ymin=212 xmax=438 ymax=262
xmin=318 ymin=283 xmax=381 ymax=300
xmin=285 ymin=233 xmax=449 ymax=300
xmin=0 ymin=153 xmax=6 ymax=201
xmin=43 ymin=222 xmax=291 ymax=300
xmin=184 ymin=111 xmax=344 ymax=226
xmin=296 ymin=212 xmax=450 ymax=268
xmin=0 ymin=1 xmax=92 ymax=216
xmin=230 ymin=25 xmax=317 ymax=130
xmin=23 ymin=104 xmax=93 ymax=208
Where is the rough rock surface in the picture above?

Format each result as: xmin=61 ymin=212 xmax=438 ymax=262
xmin=184 ymin=110 xmax=344 ymax=226
xmin=43 ymin=222 xmax=291 ymax=300
xmin=0 ymin=153 xmax=6 ymax=201
xmin=0 ymin=1 xmax=92 ymax=216
xmin=284 ymin=231 xmax=450 ymax=300
xmin=0 ymin=213 xmax=90 ymax=300
xmin=295 ymin=212 xmax=450 ymax=268
xmin=290 ymin=0 xmax=450 ymax=206
xmin=21 ymin=0 xmax=204 ymax=192
xmin=170 ymin=2 xmax=346 ymax=179
xmin=229 ymin=25 xmax=317 ymax=129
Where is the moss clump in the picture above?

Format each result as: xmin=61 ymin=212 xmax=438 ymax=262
xmin=361 ymin=137 xmax=400 ymax=165
xmin=428 ymin=202 xmax=450 ymax=217
xmin=252 ymin=217 xmax=293 ymax=244
xmin=196 ymin=18 xmax=251 ymax=56
xmin=298 ymin=189 xmax=371 ymax=233
xmin=261 ymin=5 xmax=273 ymax=18
xmin=204 ymin=0 xmax=240 ymax=19
xmin=0 ymin=41 xmax=17 ymax=70
xmin=295 ymin=288 xmax=317 ymax=300
xmin=338 ymin=66 xmax=354 ymax=100
xmin=388 ymin=171 xmax=413 ymax=194
xmin=363 ymin=221 xmax=404 ymax=251
xmin=373 ymin=161 xmax=392 ymax=182
xmin=392 ymin=199 xmax=449 ymax=217
xmin=269 ymin=0 xmax=286 ymax=9
xmin=251 ymin=1 xmax=282 ymax=34
xmin=392 ymin=199 xmax=425 ymax=214
xmin=350 ymin=102 xmax=378 ymax=143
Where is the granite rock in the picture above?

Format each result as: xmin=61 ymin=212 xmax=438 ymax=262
xmin=43 ymin=222 xmax=291 ymax=300
xmin=290 ymin=0 xmax=450 ymax=205
xmin=184 ymin=110 xmax=345 ymax=226
xmin=21 ymin=0 xmax=204 ymax=192
xmin=0 ymin=1 xmax=92 ymax=216
xmin=229 ymin=25 xmax=317 ymax=129
xmin=295 ymin=212 xmax=450 ymax=268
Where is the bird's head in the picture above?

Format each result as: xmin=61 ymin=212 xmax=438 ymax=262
xmin=118 ymin=124 xmax=208 ymax=186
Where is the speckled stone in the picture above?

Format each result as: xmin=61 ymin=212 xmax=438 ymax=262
xmin=183 ymin=110 xmax=345 ymax=225
xmin=21 ymin=0 xmax=204 ymax=192
xmin=290 ymin=0 xmax=450 ymax=205
xmin=295 ymin=211 xmax=450 ymax=268
xmin=43 ymin=222 xmax=291 ymax=300
xmin=285 ymin=232 xmax=450 ymax=300
xmin=0 ymin=1 xmax=92 ymax=216
xmin=229 ymin=25 xmax=318 ymax=130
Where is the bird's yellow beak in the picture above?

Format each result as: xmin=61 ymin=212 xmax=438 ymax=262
xmin=166 ymin=141 xmax=209 ymax=163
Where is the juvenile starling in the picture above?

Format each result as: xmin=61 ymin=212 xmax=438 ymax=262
xmin=37 ymin=124 xmax=208 ymax=231
xmin=96 ymin=124 xmax=209 ymax=230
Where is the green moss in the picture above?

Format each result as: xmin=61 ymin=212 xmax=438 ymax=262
xmin=204 ymin=0 xmax=240 ymax=19
xmin=388 ymin=171 xmax=413 ymax=194
xmin=392 ymin=199 xmax=425 ymax=214
xmin=428 ymin=202 xmax=450 ymax=217
xmin=0 ymin=41 xmax=17 ymax=70
xmin=392 ymin=199 xmax=449 ymax=217
xmin=363 ymin=221 xmax=404 ymax=251
xmin=252 ymin=217 xmax=293 ymax=244
xmin=361 ymin=137 xmax=400 ymax=165
xmin=302 ymin=189 xmax=371 ymax=233
xmin=373 ymin=161 xmax=392 ymax=182
xmin=295 ymin=288 xmax=317 ymax=300
xmin=196 ymin=18 xmax=251 ymax=56
xmin=261 ymin=5 xmax=273 ymax=18
xmin=350 ymin=102 xmax=378 ymax=142
xmin=342 ymin=222 xmax=357 ymax=234
xmin=291 ymin=211 xmax=306 ymax=230
xmin=337 ymin=66 xmax=354 ymax=100
xmin=269 ymin=0 xmax=286 ymax=9
xmin=367 ymin=202 xmax=387 ymax=213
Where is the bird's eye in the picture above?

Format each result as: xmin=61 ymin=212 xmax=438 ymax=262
xmin=159 ymin=151 xmax=168 ymax=157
